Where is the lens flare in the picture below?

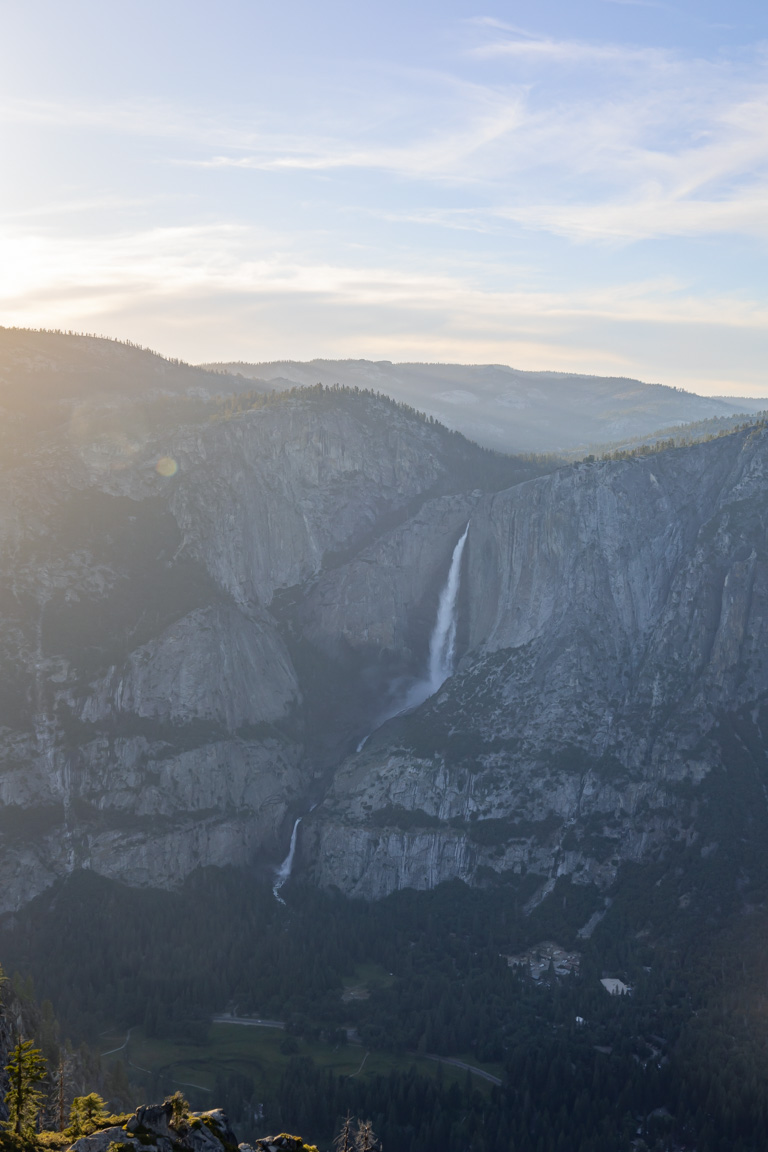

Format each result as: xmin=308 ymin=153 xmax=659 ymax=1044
xmin=156 ymin=456 xmax=178 ymax=477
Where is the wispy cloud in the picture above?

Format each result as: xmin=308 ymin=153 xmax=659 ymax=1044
xmin=192 ymin=40 xmax=768 ymax=244
xmin=2 ymin=220 xmax=766 ymax=328
xmin=190 ymin=97 xmax=525 ymax=182
xmin=5 ymin=36 xmax=768 ymax=247
xmin=601 ymin=0 xmax=668 ymax=9
xmin=472 ymin=34 xmax=662 ymax=66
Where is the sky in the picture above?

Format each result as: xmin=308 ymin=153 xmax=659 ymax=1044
xmin=1 ymin=0 xmax=767 ymax=395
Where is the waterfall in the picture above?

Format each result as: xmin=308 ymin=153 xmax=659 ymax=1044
xmin=273 ymin=817 xmax=301 ymax=904
xmin=402 ymin=523 xmax=469 ymax=712
xmin=353 ymin=523 xmax=470 ymax=749
xmin=427 ymin=523 xmax=469 ymax=693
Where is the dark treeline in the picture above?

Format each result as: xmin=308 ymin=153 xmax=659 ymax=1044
xmin=4 ymin=737 xmax=768 ymax=1149
xmin=585 ymin=413 xmax=768 ymax=462
xmin=3 ymin=864 xmax=768 ymax=1148
xmin=266 ymin=1057 xmax=648 ymax=1152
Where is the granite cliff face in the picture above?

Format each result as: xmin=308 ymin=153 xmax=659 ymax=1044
xmin=306 ymin=427 xmax=768 ymax=900
xmin=3 ymin=331 xmax=768 ymax=915
xmin=0 ymin=371 xmax=536 ymax=911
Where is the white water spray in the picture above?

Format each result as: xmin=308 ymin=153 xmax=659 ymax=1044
xmin=273 ymin=817 xmax=301 ymax=904
xmin=426 ymin=523 xmax=469 ymax=694
xmin=401 ymin=524 xmax=469 ymax=712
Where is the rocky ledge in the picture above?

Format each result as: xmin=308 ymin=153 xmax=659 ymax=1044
xmin=244 ymin=1137 xmax=319 ymax=1152
xmin=68 ymin=1102 xmax=240 ymax=1152
xmin=64 ymin=1101 xmax=318 ymax=1152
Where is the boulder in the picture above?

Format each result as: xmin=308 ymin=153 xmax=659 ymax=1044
xmin=67 ymin=1105 xmax=240 ymax=1152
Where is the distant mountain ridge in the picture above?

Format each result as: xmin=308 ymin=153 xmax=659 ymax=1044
xmin=2 ymin=328 xmax=765 ymax=455
xmin=0 ymin=328 xmax=248 ymax=433
xmin=202 ymin=358 xmax=768 ymax=454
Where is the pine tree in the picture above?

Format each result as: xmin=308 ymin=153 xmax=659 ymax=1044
xmin=4 ymin=1038 xmax=47 ymax=1136
xmin=67 ymin=1092 xmax=109 ymax=1136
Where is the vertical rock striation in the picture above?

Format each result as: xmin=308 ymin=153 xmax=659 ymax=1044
xmin=307 ymin=428 xmax=768 ymax=898
xmin=0 ymin=382 xmax=533 ymax=911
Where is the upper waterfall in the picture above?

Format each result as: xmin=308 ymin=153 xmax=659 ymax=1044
xmin=354 ymin=523 xmax=470 ymax=749
xmin=273 ymin=816 xmax=301 ymax=904
xmin=403 ymin=523 xmax=469 ymax=711
xmin=427 ymin=523 xmax=469 ymax=693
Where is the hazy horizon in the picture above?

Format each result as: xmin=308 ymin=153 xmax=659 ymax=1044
xmin=2 ymin=0 xmax=768 ymax=396
xmin=7 ymin=325 xmax=768 ymax=403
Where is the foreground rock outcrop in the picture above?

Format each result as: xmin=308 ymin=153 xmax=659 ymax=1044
xmin=246 ymin=1137 xmax=319 ymax=1152
xmin=62 ymin=1102 xmax=318 ymax=1152
xmin=68 ymin=1103 xmax=240 ymax=1152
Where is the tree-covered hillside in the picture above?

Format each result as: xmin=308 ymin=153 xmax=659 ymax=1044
xmin=3 ymin=799 xmax=768 ymax=1152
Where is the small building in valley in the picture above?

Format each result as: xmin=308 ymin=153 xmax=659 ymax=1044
xmin=600 ymin=977 xmax=631 ymax=996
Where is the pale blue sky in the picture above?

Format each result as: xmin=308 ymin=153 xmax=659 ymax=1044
xmin=2 ymin=0 xmax=767 ymax=393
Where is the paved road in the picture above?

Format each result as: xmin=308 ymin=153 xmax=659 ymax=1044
xmin=101 ymin=1027 xmax=133 ymax=1057
xmin=424 ymin=1054 xmax=502 ymax=1086
xmin=348 ymin=1051 xmax=369 ymax=1078
xmin=212 ymin=1015 xmax=285 ymax=1030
